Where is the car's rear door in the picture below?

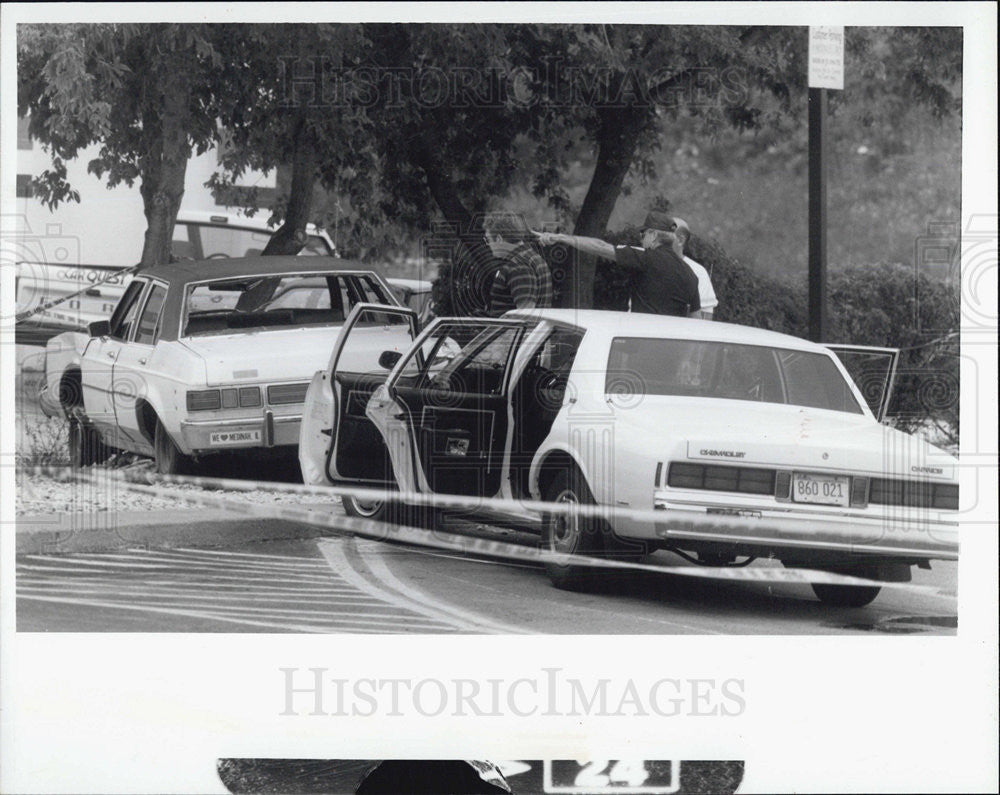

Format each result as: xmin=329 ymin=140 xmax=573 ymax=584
xmin=381 ymin=318 xmax=531 ymax=498
xmin=319 ymin=303 xmax=418 ymax=484
xmin=81 ymin=278 xmax=148 ymax=437
xmin=111 ymin=280 xmax=168 ymax=450
xmin=824 ymin=344 xmax=899 ymax=421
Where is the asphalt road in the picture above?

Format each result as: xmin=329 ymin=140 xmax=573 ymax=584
xmin=17 ymin=509 xmax=958 ymax=635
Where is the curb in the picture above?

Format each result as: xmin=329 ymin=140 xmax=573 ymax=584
xmin=16 ymin=506 xmax=341 ymax=555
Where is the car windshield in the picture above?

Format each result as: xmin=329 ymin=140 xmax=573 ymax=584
xmin=182 ymin=272 xmax=392 ymax=336
xmin=606 ymin=337 xmax=864 ymax=414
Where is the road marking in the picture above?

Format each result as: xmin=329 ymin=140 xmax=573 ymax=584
xmin=352 ymin=539 xmax=531 ymax=635
xmin=17 ymin=546 xmax=466 ymax=633
xmin=317 ymin=540 xmax=491 ymax=633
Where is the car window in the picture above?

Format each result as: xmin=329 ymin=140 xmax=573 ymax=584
xmin=606 ymin=337 xmax=863 ymax=414
xmin=183 ymin=273 xmax=362 ymax=336
xmin=109 ymin=280 xmax=147 ymax=341
xmin=133 ymin=283 xmax=168 ymax=345
xmin=396 ymin=322 xmax=523 ymax=396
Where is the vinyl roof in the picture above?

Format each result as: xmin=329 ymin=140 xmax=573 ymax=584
xmin=138 ymin=256 xmax=380 ymax=286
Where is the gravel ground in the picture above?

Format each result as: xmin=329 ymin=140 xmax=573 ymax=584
xmin=15 ymin=466 xmax=334 ymax=516
xmin=16 ymin=462 xmax=337 ymax=516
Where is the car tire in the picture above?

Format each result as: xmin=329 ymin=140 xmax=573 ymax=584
xmin=68 ymin=418 xmax=111 ymax=468
xmin=343 ymin=493 xmax=438 ymax=531
xmin=811 ymin=582 xmax=882 ymax=608
xmin=541 ymin=468 xmax=607 ymax=590
xmin=154 ymin=418 xmax=193 ymax=476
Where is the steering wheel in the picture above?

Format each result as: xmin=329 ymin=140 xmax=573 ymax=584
xmin=206 ymin=253 xmax=230 ymax=259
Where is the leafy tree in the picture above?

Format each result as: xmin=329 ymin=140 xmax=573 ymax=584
xmin=18 ymin=23 xmax=221 ymax=267
xmin=207 ymin=24 xmax=377 ymax=256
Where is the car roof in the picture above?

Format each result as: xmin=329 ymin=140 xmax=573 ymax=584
xmin=505 ymin=308 xmax=825 ymax=352
xmin=138 ymin=256 xmax=380 ymax=286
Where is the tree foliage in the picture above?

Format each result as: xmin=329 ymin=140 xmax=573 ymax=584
xmin=18 ymin=23 xmax=222 ymax=267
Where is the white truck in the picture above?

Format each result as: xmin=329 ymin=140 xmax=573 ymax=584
xmin=15 ymin=210 xmax=433 ymax=343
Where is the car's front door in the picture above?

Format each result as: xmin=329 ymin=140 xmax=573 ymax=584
xmin=825 ymin=344 xmax=900 ymax=422
xmin=378 ymin=318 xmax=532 ymax=498
xmin=322 ymin=303 xmax=418 ymax=483
xmin=81 ymin=278 xmax=148 ymax=439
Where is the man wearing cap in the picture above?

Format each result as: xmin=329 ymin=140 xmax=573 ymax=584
xmin=536 ymin=210 xmax=702 ymax=318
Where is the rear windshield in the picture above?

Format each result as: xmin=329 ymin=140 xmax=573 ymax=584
xmin=183 ymin=273 xmax=392 ymax=336
xmin=606 ymin=337 xmax=864 ymax=414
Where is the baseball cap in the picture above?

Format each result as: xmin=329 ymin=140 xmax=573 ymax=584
xmin=641 ymin=210 xmax=675 ymax=233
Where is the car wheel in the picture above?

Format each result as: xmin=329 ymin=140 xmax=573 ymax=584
xmin=154 ymin=419 xmax=193 ymax=475
xmin=541 ymin=468 xmax=606 ymax=590
xmin=68 ymin=418 xmax=111 ymax=468
xmin=343 ymin=495 xmax=389 ymax=520
xmin=811 ymin=582 xmax=882 ymax=608
xmin=343 ymin=492 xmax=437 ymax=531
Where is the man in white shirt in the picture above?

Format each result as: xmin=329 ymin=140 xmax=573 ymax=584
xmin=671 ymin=216 xmax=718 ymax=320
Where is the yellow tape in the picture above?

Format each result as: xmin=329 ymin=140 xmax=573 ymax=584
xmin=26 ymin=466 xmax=957 ymax=597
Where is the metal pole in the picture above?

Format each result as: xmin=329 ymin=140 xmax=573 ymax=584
xmin=808 ymin=87 xmax=828 ymax=342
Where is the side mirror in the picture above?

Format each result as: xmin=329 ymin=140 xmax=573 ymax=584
xmin=378 ymin=350 xmax=402 ymax=370
xmin=88 ymin=319 xmax=110 ymax=338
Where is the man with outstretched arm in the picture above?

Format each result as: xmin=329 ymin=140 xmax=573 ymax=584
xmin=535 ymin=210 xmax=706 ymax=318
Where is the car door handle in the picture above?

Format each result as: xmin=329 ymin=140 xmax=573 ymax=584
xmin=107 ymin=351 xmax=116 ymax=359
xmin=391 ymin=412 xmax=407 ymax=420
xmin=138 ymin=357 xmax=147 ymax=365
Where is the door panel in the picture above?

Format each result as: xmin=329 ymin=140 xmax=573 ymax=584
xmin=385 ymin=320 xmax=530 ymax=498
xmin=112 ymin=281 xmax=167 ymax=449
xmin=325 ymin=303 xmax=418 ymax=483
xmin=82 ymin=279 xmax=148 ymax=436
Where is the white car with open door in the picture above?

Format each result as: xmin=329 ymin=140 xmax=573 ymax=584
xmin=300 ymin=308 xmax=959 ymax=606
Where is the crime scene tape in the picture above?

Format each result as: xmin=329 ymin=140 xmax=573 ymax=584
xmin=28 ymin=465 xmax=958 ymax=598
xmin=13 ymin=263 xmax=140 ymax=324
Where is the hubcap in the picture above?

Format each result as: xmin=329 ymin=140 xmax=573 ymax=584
xmin=550 ymin=488 xmax=581 ymax=554
xmin=351 ymin=497 xmax=384 ymax=518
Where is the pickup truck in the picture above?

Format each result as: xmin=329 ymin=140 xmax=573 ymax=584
xmin=15 ymin=209 xmax=433 ymax=343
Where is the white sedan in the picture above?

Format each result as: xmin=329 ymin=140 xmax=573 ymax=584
xmin=300 ymin=306 xmax=959 ymax=606
xmin=41 ymin=257 xmax=401 ymax=473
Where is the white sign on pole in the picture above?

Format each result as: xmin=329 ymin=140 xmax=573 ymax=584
xmin=809 ymin=26 xmax=845 ymax=90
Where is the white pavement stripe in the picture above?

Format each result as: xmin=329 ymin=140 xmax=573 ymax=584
xmin=355 ymin=539 xmax=530 ymax=635
xmin=16 ymin=576 xmax=366 ymax=596
xmin=16 ymin=594 xmax=340 ymax=633
xmin=62 ymin=552 xmax=330 ymax=571
xmin=16 ymin=585 xmax=389 ymax=605
xmin=15 ymin=565 xmax=340 ymax=585
xmin=318 ymin=540 xmax=472 ymax=632
xmin=170 ymin=547 xmax=331 ymax=563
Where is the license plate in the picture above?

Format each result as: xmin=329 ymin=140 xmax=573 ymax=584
xmin=792 ymin=472 xmax=850 ymax=506
xmin=209 ymin=430 xmax=261 ymax=446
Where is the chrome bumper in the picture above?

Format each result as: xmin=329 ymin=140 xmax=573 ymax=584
xmin=180 ymin=412 xmax=302 ymax=453
xmin=647 ymin=493 xmax=959 ymax=560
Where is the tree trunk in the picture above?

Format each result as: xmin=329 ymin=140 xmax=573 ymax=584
xmin=411 ymin=133 xmax=495 ymax=316
xmin=564 ymin=106 xmax=647 ymax=308
xmin=138 ymin=69 xmax=191 ymax=269
xmin=263 ymin=115 xmax=319 ymax=256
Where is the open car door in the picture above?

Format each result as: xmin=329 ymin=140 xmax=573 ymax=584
xmin=368 ymin=318 xmax=532 ymax=499
xmin=298 ymin=303 xmax=417 ymax=487
xmin=824 ymin=344 xmax=899 ymax=422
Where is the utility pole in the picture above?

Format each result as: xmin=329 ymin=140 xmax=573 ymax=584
xmin=807 ymin=27 xmax=844 ymax=343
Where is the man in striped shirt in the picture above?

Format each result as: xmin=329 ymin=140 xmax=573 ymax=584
xmin=483 ymin=211 xmax=554 ymax=317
